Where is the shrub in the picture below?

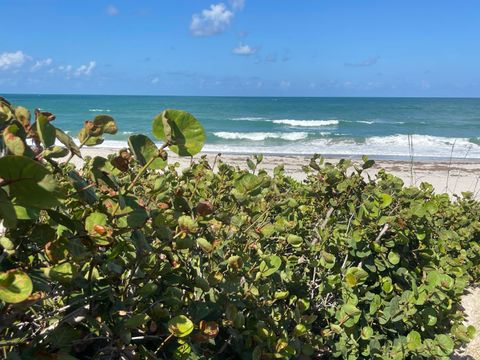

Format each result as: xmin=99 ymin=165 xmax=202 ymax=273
xmin=0 ymin=95 xmax=478 ymax=359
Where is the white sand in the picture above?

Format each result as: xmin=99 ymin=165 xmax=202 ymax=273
xmin=74 ymin=148 xmax=480 ymax=199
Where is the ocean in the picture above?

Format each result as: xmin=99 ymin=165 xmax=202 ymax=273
xmin=6 ymin=94 xmax=480 ymax=160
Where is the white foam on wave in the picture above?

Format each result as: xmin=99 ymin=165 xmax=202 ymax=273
xmin=213 ymin=131 xmax=308 ymax=141
xmin=231 ymin=117 xmax=266 ymax=121
xmin=203 ymin=134 xmax=480 ymax=159
xmin=89 ymin=109 xmax=111 ymax=112
xmin=90 ymin=134 xmax=480 ymax=159
xmin=272 ymin=119 xmax=339 ymax=127
xmin=357 ymin=120 xmax=375 ymax=125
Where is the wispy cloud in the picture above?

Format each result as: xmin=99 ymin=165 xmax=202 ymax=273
xmin=57 ymin=61 xmax=96 ymax=78
xmin=74 ymin=61 xmax=96 ymax=77
xmin=233 ymin=43 xmax=256 ymax=56
xmin=151 ymin=77 xmax=160 ymax=84
xmin=190 ymin=3 xmax=234 ymax=37
xmin=230 ymin=0 xmax=245 ymax=10
xmin=31 ymin=58 xmax=53 ymax=71
xmin=344 ymin=56 xmax=380 ymax=67
xmin=0 ymin=51 xmax=30 ymax=70
xmin=106 ymin=4 xmax=119 ymax=16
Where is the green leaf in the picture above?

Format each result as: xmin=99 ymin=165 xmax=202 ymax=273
xmin=319 ymin=251 xmax=336 ymax=269
xmin=259 ymin=255 xmax=282 ymax=277
xmin=128 ymin=134 xmax=166 ymax=169
xmin=152 ymin=109 xmax=206 ymax=156
xmin=435 ymin=334 xmax=454 ymax=355
xmin=293 ymin=324 xmax=308 ymax=337
xmin=85 ymin=212 xmax=108 ymax=235
xmin=387 ymin=251 xmax=400 ymax=265
xmin=197 ymin=237 xmax=213 ymax=253
xmin=407 ymin=330 xmax=422 ymax=351
xmin=41 ymin=146 xmax=69 ymax=159
xmin=0 ymin=156 xmax=61 ymax=209
xmin=0 ymin=270 xmax=33 ymax=303
xmin=345 ymin=267 xmax=369 ymax=287
xmin=3 ymin=124 xmax=32 ymax=157
xmin=361 ymin=326 xmax=374 ymax=340
xmin=15 ymin=106 xmax=30 ymax=127
xmin=168 ymin=315 xmax=194 ymax=338
xmin=125 ymin=314 xmax=150 ymax=329
xmin=337 ymin=304 xmax=361 ymax=328
xmin=380 ymin=193 xmax=393 ymax=209
xmin=56 ymin=128 xmax=82 ymax=158
xmin=234 ymin=173 xmax=263 ymax=194
xmin=49 ymin=262 xmax=74 ymax=285
xmin=286 ymin=234 xmax=303 ymax=247
xmin=93 ymin=115 xmax=117 ymax=135
xmin=68 ymin=171 xmax=97 ymax=204
xmin=0 ymin=188 xmax=16 ymax=228
xmin=77 ymin=127 xmax=104 ymax=147
xmin=14 ymin=205 xmax=40 ymax=220
xmin=36 ymin=112 xmax=56 ymax=148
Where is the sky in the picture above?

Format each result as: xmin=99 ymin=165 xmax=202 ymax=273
xmin=1 ymin=0 xmax=480 ymax=97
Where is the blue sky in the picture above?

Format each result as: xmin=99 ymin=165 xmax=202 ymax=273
xmin=1 ymin=0 xmax=480 ymax=96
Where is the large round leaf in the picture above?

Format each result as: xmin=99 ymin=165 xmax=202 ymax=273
xmin=168 ymin=315 xmax=194 ymax=337
xmin=0 ymin=156 xmax=61 ymax=209
xmin=0 ymin=269 xmax=33 ymax=303
xmin=128 ymin=134 xmax=166 ymax=169
xmin=152 ymin=109 xmax=205 ymax=156
xmin=259 ymin=255 xmax=282 ymax=277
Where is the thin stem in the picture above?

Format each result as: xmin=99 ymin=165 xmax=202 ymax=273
xmin=111 ymin=143 xmax=168 ymax=217
xmin=155 ymin=334 xmax=173 ymax=355
xmin=64 ymin=135 xmax=91 ymax=165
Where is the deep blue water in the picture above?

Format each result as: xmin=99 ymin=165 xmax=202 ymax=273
xmin=5 ymin=94 xmax=480 ymax=159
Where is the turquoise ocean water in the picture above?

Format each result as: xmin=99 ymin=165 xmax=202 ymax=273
xmin=6 ymin=94 xmax=480 ymax=160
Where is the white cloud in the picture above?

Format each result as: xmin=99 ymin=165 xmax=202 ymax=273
xmin=0 ymin=51 xmax=30 ymax=70
xmin=190 ymin=3 xmax=234 ymax=37
xmin=74 ymin=61 xmax=96 ymax=77
xmin=58 ymin=65 xmax=73 ymax=73
xmin=31 ymin=58 xmax=53 ymax=71
xmin=106 ymin=4 xmax=119 ymax=16
xmin=230 ymin=0 xmax=245 ymax=10
xmin=233 ymin=43 xmax=256 ymax=56
xmin=151 ymin=77 xmax=160 ymax=84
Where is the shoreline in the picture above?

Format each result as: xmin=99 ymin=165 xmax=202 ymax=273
xmin=74 ymin=147 xmax=480 ymax=199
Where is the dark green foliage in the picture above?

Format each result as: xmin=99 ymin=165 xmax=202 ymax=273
xmin=0 ymin=96 xmax=479 ymax=359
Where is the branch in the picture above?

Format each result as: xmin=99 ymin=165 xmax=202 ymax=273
xmin=375 ymin=223 xmax=389 ymax=243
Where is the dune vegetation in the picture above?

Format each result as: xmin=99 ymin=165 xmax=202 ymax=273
xmin=0 ymin=95 xmax=479 ymax=359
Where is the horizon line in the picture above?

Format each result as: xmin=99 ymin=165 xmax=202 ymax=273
xmin=3 ymin=92 xmax=480 ymax=100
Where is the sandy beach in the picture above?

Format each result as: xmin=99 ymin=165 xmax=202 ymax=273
xmin=74 ymin=147 xmax=480 ymax=199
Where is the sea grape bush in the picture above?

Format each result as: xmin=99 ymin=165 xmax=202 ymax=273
xmin=0 ymin=95 xmax=479 ymax=359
